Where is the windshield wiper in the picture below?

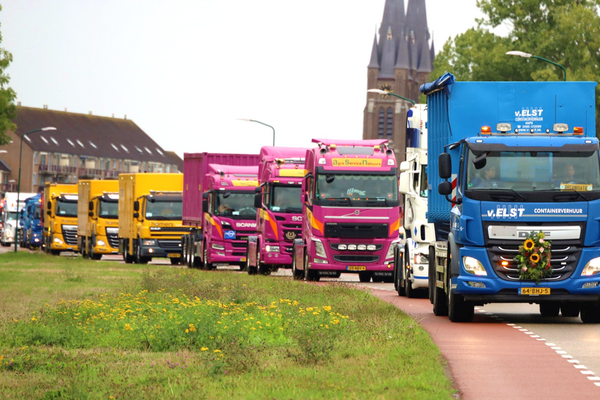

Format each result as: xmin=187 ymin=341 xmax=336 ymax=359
xmin=552 ymin=191 xmax=590 ymax=202
xmin=488 ymin=189 xmax=526 ymax=201
xmin=324 ymin=197 xmax=353 ymax=206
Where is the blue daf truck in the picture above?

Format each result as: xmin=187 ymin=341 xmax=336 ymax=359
xmin=424 ymin=73 xmax=600 ymax=323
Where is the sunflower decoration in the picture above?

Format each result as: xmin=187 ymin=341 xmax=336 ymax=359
xmin=514 ymin=231 xmax=552 ymax=284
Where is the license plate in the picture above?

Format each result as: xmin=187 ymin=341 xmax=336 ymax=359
xmin=347 ymin=266 xmax=366 ymax=271
xmin=520 ymin=287 xmax=550 ymax=295
xmin=168 ymin=253 xmax=180 ymax=258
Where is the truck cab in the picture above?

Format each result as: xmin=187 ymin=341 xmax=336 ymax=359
xmin=43 ymin=183 xmax=79 ymax=255
xmin=22 ymin=193 xmax=43 ymax=249
xmin=199 ymin=164 xmax=259 ymax=269
xmin=247 ymin=146 xmax=306 ymax=275
xmin=292 ymin=138 xmax=402 ymax=282
xmin=78 ymin=180 xmax=119 ymax=260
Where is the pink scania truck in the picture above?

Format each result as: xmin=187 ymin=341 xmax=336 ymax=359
xmin=246 ymin=146 xmax=307 ymax=275
xmin=292 ymin=138 xmax=402 ymax=282
xmin=181 ymin=153 xmax=260 ymax=269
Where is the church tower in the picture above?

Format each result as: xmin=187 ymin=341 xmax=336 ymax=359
xmin=363 ymin=0 xmax=434 ymax=162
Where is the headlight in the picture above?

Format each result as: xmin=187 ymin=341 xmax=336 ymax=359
xmin=97 ymin=239 xmax=106 ymax=247
xmin=347 ymin=244 xmax=357 ymax=251
xmin=54 ymin=238 xmax=63 ymax=244
xmin=582 ymin=257 xmax=600 ymax=276
xmin=265 ymin=245 xmax=280 ymax=253
xmin=385 ymin=240 xmax=402 ymax=259
xmin=212 ymin=243 xmax=225 ymax=250
xmin=142 ymin=240 xmax=156 ymax=246
xmin=357 ymin=244 xmax=367 ymax=251
xmin=221 ymin=221 xmax=233 ymax=229
xmin=313 ymin=258 xmax=328 ymax=264
xmin=312 ymin=238 xmax=327 ymax=258
xmin=463 ymin=256 xmax=487 ymax=276
xmin=338 ymin=244 xmax=347 ymax=250
xmin=367 ymin=244 xmax=377 ymax=251
xmin=106 ymin=227 xmax=118 ymax=234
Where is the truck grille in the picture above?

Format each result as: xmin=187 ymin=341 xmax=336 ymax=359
xmin=61 ymin=225 xmax=78 ymax=246
xmin=332 ymin=255 xmax=379 ymax=263
xmin=325 ymin=223 xmax=388 ymax=239
xmin=157 ymin=239 xmax=182 ymax=251
xmin=106 ymin=232 xmax=119 ymax=248
xmin=231 ymin=242 xmax=248 ymax=248
xmin=487 ymin=244 xmax=579 ymax=282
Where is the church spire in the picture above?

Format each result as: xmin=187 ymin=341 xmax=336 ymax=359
xmin=368 ymin=33 xmax=379 ymax=69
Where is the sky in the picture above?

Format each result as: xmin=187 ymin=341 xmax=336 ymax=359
xmin=0 ymin=0 xmax=494 ymax=159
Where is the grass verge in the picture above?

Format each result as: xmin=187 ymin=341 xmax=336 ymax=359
xmin=0 ymin=251 xmax=456 ymax=399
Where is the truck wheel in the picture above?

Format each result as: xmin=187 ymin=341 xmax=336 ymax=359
xmin=394 ymin=248 xmax=405 ymax=295
xmin=136 ymin=242 xmax=148 ymax=265
xmin=291 ymin=246 xmax=303 ymax=280
xmin=580 ymin=301 xmax=600 ymax=323
xmin=428 ymin=246 xmax=435 ymax=304
xmin=560 ymin=302 xmax=580 ymax=317
xmin=447 ymin=280 xmax=474 ymax=322
xmin=257 ymin=252 xmax=271 ymax=275
xmin=123 ymin=242 xmax=134 ymax=264
xmin=90 ymin=243 xmax=102 ymax=260
xmin=246 ymin=254 xmax=257 ymax=275
xmin=404 ymin=245 xmax=417 ymax=298
xmin=170 ymin=257 xmax=181 ymax=265
xmin=202 ymin=245 xmax=214 ymax=271
xmin=539 ymin=302 xmax=560 ymax=317
xmin=304 ymin=252 xmax=320 ymax=282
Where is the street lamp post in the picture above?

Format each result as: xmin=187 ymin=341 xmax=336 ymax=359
xmin=14 ymin=127 xmax=56 ymax=253
xmin=237 ymin=119 xmax=275 ymax=146
xmin=367 ymin=89 xmax=416 ymax=105
xmin=506 ymin=51 xmax=567 ymax=81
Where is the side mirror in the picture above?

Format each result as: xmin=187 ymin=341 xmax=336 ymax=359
xmin=399 ymin=161 xmax=410 ymax=172
xmin=46 ymin=210 xmax=51 ymax=216
xmin=202 ymin=192 xmax=209 ymax=213
xmin=88 ymin=201 xmax=93 ymax=211
xmin=254 ymin=193 xmax=262 ymax=209
xmin=133 ymin=212 xmax=139 ymax=219
xmin=438 ymin=181 xmax=452 ymax=196
xmin=439 ymin=153 xmax=452 ymax=179
xmin=47 ymin=201 xmax=51 ymax=209
xmin=133 ymin=201 xmax=140 ymax=212
xmin=398 ymin=172 xmax=410 ymax=195
xmin=88 ymin=211 xmax=93 ymax=217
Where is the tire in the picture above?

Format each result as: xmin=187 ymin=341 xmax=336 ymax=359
xmin=136 ymin=241 xmax=148 ymax=264
xmin=396 ymin=254 xmax=405 ymax=296
xmin=202 ymin=244 xmax=212 ymax=271
xmin=291 ymin=246 xmax=303 ymax=280
xmin=256 ymin=249 xmax=271 ymax=275
xmin=539 ymin=302 xmax=560 ymax=317
xmin=432 ymin=278 xmax=448 ymax=316
xmin=428 ymin=245 xmax=435 ymax=304
xmin=580 ymin=301 xmax=600 ymax=323
xmin=170 ymin=257 xmax=181 ymax=265
xmin=447 ymin=283 xmax=474 ymax=322
xmin=405 ymin=246 xmax=416 ymax=298
xmin=358 ymin=271 xmax=372 ymax=283
xmin=123 ymin=241 xmax=134 ymax=264
xmin=246 ymin=253 xmax=257 ymax=275
xmin=304 ymin=252 xmax=320 ymax=282
xmin=560 ymin=302 xmax=580 ymax=317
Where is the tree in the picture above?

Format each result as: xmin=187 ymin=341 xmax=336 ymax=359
xmin=431 ymin=0 xmax=600 ymax=134
xmin=0 ymin=4 xmax=16 ymax=145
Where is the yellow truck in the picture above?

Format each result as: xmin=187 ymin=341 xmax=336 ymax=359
xmin=118 ymin=173 xmax=191 ymax=264
xmin=43 ymin=183 xmax=79 ymax=255
xmin=77 ymin=179 xmax=119 ymax=260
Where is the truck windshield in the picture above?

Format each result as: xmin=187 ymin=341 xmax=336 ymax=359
xmin=34 ymin=205 xmax=41 ymax=220
xmin=6 ymin=211 xmax=17 ymax=221
xmin=99 ymin=199 xmax=118 ymax=219
xmin=270 ymin=185 xmax=302 ymax=213
xmin=56 ymin=200 xmax=77 ymax=217
xmin=466 ymin=149 xmax=600 ymax=194
xmin=215 ymin=191 xmax=256 ymax=218
xmin=315 ymin=173 xmax=398 ymax=205
xmin=145 ymin=200 xmax=182 ymax=220
xmin=419 ymin=165 xmax=428 ymax=198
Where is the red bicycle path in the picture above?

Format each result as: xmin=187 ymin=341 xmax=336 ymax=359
xmin=369 ymin=288 xmax=600 ymax=400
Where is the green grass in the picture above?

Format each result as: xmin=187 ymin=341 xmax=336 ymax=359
xmin=0 ymin=251 xmax=456 ymax=399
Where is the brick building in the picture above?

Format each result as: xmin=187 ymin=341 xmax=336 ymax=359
xmin=0 ymin=105 xmax=182 ymax=195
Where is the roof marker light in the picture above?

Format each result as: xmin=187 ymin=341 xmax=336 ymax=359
xmin=574 ymin=127 xmax=584 ymax=136
xmin=330 ymin=144 xmax=337 ymax=150
xmin=553 ymin=123 xmax=568 ymax=133
xmin=481 ymin=126 xmax=491 ymax=135
xmin=318 ymin=158 xmax=326 ymax=165
xmin=496 ymin=123 xmax=511 ymax=133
